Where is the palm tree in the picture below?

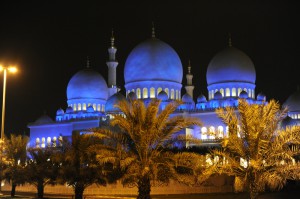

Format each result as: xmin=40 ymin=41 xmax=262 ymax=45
xmin=26 ymin=147 xmax=59 ymax=198
xmin=203 ymin=99 xmax=300 ymax=199
xmin=89 ymin=99 xmax=203 ymax=199
xmin=55 ymin=133 xmax=107 ymax=199
xmin=4 ymin=134 xmax=29 ymax=197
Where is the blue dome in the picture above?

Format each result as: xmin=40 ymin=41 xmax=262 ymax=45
xmin=257 ymin=92 xmax=266 ymax=101
xmin=157 ymin=91 xmax=169 ymax=101
xmin=214 ymin=91 xmax=223 ymax=100
xmin=87 ymin=105 xmax=94 ymax=113
xmin=206 ymin=46 xmax=256 ymax=86
xmin=124 ymin=38 xmax=183 ymax=84
xmin=182 ymin=93 xmax=194 ymax=103
xmin=283 ymin=90 xmax=300 ymax=112
xmin=106 ymin=92 xmax=126 ymax=113
xmin=56 ymin=108 xmax=64 ymax=115
xmin=34 ymin=114 xmax=54 ymax=125
xmin=239 ymin=90 xmax=248 ymax=99
xmin=67 ymin=68 xmax=108 ymax=101
xmin=197 ymin=94 xmax=207 ymax=103
xmin=66 ymin=106 xmax=73 ymax=113
xmin=127 ymin=91 xmax=137 ymax=101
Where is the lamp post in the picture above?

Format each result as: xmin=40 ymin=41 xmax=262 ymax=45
xmin=0 ymin=65 xmax=17 ymax=140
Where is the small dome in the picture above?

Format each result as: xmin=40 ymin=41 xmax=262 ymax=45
xmin=197 ymin=94 xmax=207 ymax=103
xmin=182 ymin=93 xmax=194 ymax=103
xmin=257 ymin=92 xmax=266 ymax=101
xmin=157 ymin=91 xmax=169 ymax=101
xmin=87 ymin=105 xmax=94 ymax=113
xmin=214 ymin=91 xmax=223 ymax=100
xmin=34 ymin=114 xmax=54 ymax=125
xmin=124 ymin=38 xmax=183 ymax=84
xmin=106 ymin=92 xmax=126 ymax=113
xmin=283 ymin=90 xmax=300 ymax=112
xmin=66 ymin=106 xmax=73 ymax=113
xmin=67 ymin=68 xmax=108 ymax=101
xmin=127 ymin=91 xmax=137 ymax=101
xmin=56 ymin=108 xmax=64 ymax=115
xmin=239 ymin=90 xmax=248 ymax=99
xmin=206 ymin=46 xmax=256 ymax=86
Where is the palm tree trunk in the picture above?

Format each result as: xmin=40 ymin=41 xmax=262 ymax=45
xmin=137 ymin=176 xmax=151 ymax=199
xmin=37 ymin=180 xmax=44 ymax=198
xmin=74 ymin=184 xmax=85 ymax=199
xmin=249 ymin=181 xmax=259 ymax=199
xmin=11 ymin=182 xmax=16 ymax=197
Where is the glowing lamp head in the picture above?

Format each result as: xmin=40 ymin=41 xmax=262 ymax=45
xmin=8 ymin=67 xmax=17 ymax=73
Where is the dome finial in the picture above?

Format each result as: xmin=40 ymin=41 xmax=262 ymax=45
xmin=152 ymin=21 xmax=156 ymax=38
xmin=228 ymin=32 xmax=232 ymax=47
xmin=188 ymin=59 xmax=191 ymax=74
xmin=86 ymin=56 xmax=90 ymax=68
xmin=111 ymin=28 xmax=115 ymax=47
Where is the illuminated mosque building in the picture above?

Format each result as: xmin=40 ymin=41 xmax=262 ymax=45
xmin=27 ymin=28 xmax=299 ymax=148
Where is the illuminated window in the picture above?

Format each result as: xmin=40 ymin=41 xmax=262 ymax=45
xmin=93 ymin=104 xmax=96 ymax=110
xmin=211 ymin=91 xmax=214 ymax=99
xmin=78 ymin=103 xmax=81 ymax=111
xmin=248 ymin=89 xmax=251 ymax=97
xmin=137 ymin=88 xmax=141 ymax=99
xmin=252 ymin=90 xmax=255 ymax=98
xmin=217 ymin=126 xmax=224 ymax=138
xmin=225 ymin=88 xmax=230 ymax=96
xmin=143 ymin=88 xmax=148 ymax=98
xmin=220 ymin=88 xmax=224 ymax=97
xmin=150 ymin=87 xmax=155 ymax=98
xmin=170 ymin=89 xmax=174 ymax=99
xmin=41 ymin=137 xmax=46 ymax=148
xmin=36 ymin=138 xmax=40 ymax=148
xmin=97 ymin=104 xmax=101 ymax=111
xmin=47 ymin=137 xmax=51 ymax=147
xmin=102 ymin=104 xmax=105 ymax=112
xmin=209 ymin=126 xmax=215 ymax=139
xmin=73 ymin=104 xmax=77 ymax=111
xmin=53 ymin=137 xmax=57 ymax=147
xmin=176 ymin=90 xmax=179 ymax=99
xmin=83 ymin=103 xmax=86 ymax=110
xmin=201 ymin=127 xmax=207 ymax=140
xmin=238 ymin=88 xmax=242 ymax=95
xmin=232 ymin=88 xmax=236 ymax=97
xmin=165 ymin=88 xmax=169 ymax=97
xmin=127 ymin=90 xmax=131 ymax=96
xmin=132 ymin=89 xmax=135 ymax=93
xmin=157 ymin=87 xmax=162 ymax=95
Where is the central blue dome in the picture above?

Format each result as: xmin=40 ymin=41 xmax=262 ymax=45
xmin=67 ymin=68 xmax=108 ymax=101
xmin=124 ymin=38 xmax=183 ymax=84
xmin=206 ymin=46 xmax=256 ymax=86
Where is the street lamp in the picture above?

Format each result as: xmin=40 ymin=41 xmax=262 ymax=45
xmin=0 ymin=65 xmax=17 ymax=140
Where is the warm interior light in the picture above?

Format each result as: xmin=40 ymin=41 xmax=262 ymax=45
xmin=0 ymin=66 xmax=3 ymax=71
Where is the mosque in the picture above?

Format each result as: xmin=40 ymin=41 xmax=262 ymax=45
xmin=27 ymin=28 xmax=300 ymax=148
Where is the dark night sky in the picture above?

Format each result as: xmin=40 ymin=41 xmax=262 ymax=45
xmin=0 ymin=0 xmax=299 ymax=136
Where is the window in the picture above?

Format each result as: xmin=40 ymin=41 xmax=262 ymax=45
xmin=157 ymin=87 xmax=162 ymax=95
xmin=36 ymin=138 xmax=40 ymax=148
xmin=226 ymin=88 xmax=230 ymax=96
xmin=176 ymin=90 xmax=179 ymax=99
xmin=73 ymin=104 xmax=77 ymax=111
xmin=201 ymin=127 xmax=207 ymax=140
xmin=97 ymin=104 xmax=101 ymax=111
xmin=217 ymin=126 xmax=224 ymax=138
xmin=209 ymin=126 xmax=215 ymax=139
xmin=78 ymin=103 xmax=81 ymax=111
xmin=83 ymin=103 xmax=86 ymax=110
xmin=150 ymin=87 xmax=155 ymax=98
xmin=93 ymin=104 xmax=96 ymax=110
xmin=102 ymin=104 xmax=105 ymax=112
xmin=220 ymin=88 xmax=224 ymax=97
xmin=248 ymin=89 xmax=251 ymax=98
xmin=143 ymin=88 xmax=148 ymax=98
xmin=164 ymin=88 xmax=169 ymax=97
xmin=238 ymin=88 xmax=242 ymax=96
xmin=171 ymin=89 xmax=175 ymax=99
xmin=232 ymin=88 xmax=236 ymax=97
xmin=47 ymin=137 xmax=51 ymax=147
xmin=137 ymin=88 xmax=141 ymax=99
xmin=41 ymin=137 xmax=45 ymax=148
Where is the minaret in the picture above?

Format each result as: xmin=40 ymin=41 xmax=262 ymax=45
xmin=185 ymin=60 xmax=194 ymax=99
xmin=106 ymin=30 xmax=119 ymax=97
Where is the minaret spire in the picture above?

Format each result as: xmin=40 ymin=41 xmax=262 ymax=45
xmin=185 ymin=60 xmax=195 ymax=99
xmin=111 ymin=29 xmax=115 ymax=47
xmin=86 ymin=56 xmax=90 ymax=68
xmin=228 ymin=33 xmax=232 ymax=47
xmin=107 ymin=29 xmax=119 ymax=97
xmin=152 ymin=22 xmax=156 ymax=38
